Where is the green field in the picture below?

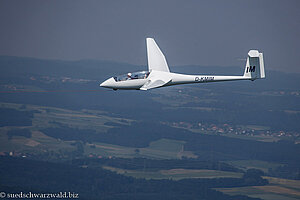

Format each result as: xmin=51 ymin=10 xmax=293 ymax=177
xmin=139 ymin=138 xmax=197 ymax=159
xmin=102 ymin=165 xmax=243 ymax=180
xmin=216 ymin=177 xmax=300 ymax=200
xmin=84 ymin=138 xmax=196 ymax=159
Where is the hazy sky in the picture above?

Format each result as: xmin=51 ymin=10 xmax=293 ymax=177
xmin=0 ymin=0 xmax=299 ymax=73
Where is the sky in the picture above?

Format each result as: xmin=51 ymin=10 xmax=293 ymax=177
xmin=0 ymin=0 xmax=299 ymax=73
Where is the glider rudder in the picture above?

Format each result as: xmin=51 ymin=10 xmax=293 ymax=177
xmin=243 ymin=50 xmax=265 ymax=80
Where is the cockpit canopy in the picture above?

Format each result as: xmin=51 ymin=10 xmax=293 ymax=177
xmin=114 ymin=71 xmax=150 ymax=82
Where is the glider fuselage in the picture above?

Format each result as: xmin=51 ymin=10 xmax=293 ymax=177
xmin=100 ymin=38 xmax=265 ymax=91
xmin=100 ymin=70 xmax=252 ymax=90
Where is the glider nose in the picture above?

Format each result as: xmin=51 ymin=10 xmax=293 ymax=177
xmin=100 ymin=77 xmax=115 ymax=88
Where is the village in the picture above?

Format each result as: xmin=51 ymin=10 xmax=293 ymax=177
xmin=168 ymin=121 xmax=300 ymax=141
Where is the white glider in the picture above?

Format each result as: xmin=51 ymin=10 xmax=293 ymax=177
xmin=100 ymin=38 xmax=265 ymax=90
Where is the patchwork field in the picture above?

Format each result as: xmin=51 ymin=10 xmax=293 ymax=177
xmin=0 ymin=102 xmax=196 ymax=159
xmin=216 ymin=177 xmax=300 ymax=200
xmin=0 ymin=102 xmax=134 ymax=157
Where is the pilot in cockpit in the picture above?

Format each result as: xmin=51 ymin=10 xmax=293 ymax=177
xmin=127 ymin=73 xmax=132 ymax=80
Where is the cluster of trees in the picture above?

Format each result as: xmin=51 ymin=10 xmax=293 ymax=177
xmin=0 ymin=108 xmax=34 ymax=127
xmin=7 ymin=129 xmax=31 ymax=139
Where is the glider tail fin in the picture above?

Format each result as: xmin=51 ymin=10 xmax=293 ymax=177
xmin=243 ymin=50 xmax=265 ymax=80
xmin=146 ymin=38 xmax=170 ymax=72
